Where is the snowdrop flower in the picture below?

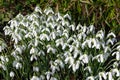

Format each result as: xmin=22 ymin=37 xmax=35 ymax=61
xmin=62 ymin=43 xmax=68 ymax=50
xmin=47 ymin=16 xmax=54 ymax=22
xmin=99 ymin=72 xmax=107 ymax=80
xmin=3 ymin=26 xmax=12 ymax=35
xmin=107 ymin=32 xmax=116 ymax=38
xmin=79 ymin=54 xmax=89 ymax=64
xmin=112 ymin=68 xmax=120 ymax=77
xmin=70 ymin=24 xmax=75 ymax=31
xmin=55 ymin=59 xmax=64 ymax=68
xmin=10 ymin=71 xmax=15 ymax=77
xmin=30 ymin=47 xmax=36 ymax=54
xmin=92 ymin=39 xmax=100 ymax=49
xmin=50 ymin=77 xmax=57 ymax=80
xmin=112 ymin=51 xmax=120 ymax=60
xmin=82 ymin=40 xmax=88 ymax=49
xmin=84 ymin=66 xmax=92 ymax=73
xmin=35 ymin=6 xmax=42 ymax=14
xmin=117 ymin=45 xmax=120 ymax=51
xmin=86 ymin=76 xmax=94 ymax=80
xmin=56 ymin=12 xmax=64 ymax=22
xmin=82 ymin=25 xmax=87 ymax=33
xmin=0 ymin=63 xmax=7 ymax=70
xmin=92 ymin=54 xmax=104 ymax=63
xmin=44 ymin=8 xmax=54 ymax=15
xmin=104 ymin=46 xmax=111 ymax=53
xmin=47 ymin=45 xmax=56 ymax=54
xmin=89 ymin=25 xmax=94 ymax=32
xmin=30 ymin=55 xmax=37 ymax=61
xmin=55 ymin=38 xmax=64 ymax=47
xmin=72 ymin=61 xmax=80 ymax=72
xmin=96 ymin=30 xmax=104 ymax=40
xmin=65 ymin=56 xmax=74 ymax=65
xmin=33 ymin=66 xmax=39 ymax=72
xmin=45 ymin=71 xmax=52 ymax=80
xmin=13 ymin=61 xmax=22 ymax=69
xmin=40 ymin=75 xmax=45 ymax=80
xmin=31 ymin=76 xmax=40 ymax=80
xmin=40 ymin=33 xmax=50 ymax=41
xmin=106 ymin=72 xmax=113 ymax=80
xmin=50 ymin=32 xmax=56 ymax=40
xmin=38 ymin=50 xmax=45 ymax=56
xmin=63 ymin=14 xmax=71 ymax=20
xmin=0 ymin=56 xmax=9 ymax=63
xmin=106 ymin=39 xmax=114 ymax=45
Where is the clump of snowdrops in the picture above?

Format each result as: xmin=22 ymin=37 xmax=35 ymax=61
xmin=0 ymin=6 xmax=120 ymax=80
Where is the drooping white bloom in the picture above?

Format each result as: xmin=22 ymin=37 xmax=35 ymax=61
xmin=106 ymin=72 xmax=113 ymax=80
xmin=63 ymin=14 xmax=71 ymax=20
xmin=10 ymin=71 xmax=15 ymax=77
xmin=112 ymin=51 xmax=120 ymax=60
xmin=92 ymin=54 xmax=104 ymax=63
xmin=89 ymin=25 xmax=94 ymax=32
xmin=40 ymin=33 xmax=50 ymax=41
xmin=99 ymin=72 xmax=107 ymax=80
xmin=50 ymin=77 xmax=57 ymax=80
xmin=13 ymin=61 xmax=22 ymax=69
xmin=79 ymin=54 xmax=89 ymax=64
xmin=86 ymin=76 xmax=94 ymax=80
xmin=35 ymin=6 xmax=42 ymax=14
xmin=84 ymin=66 xmax=92 ymax=73
xmin=44 ymin=8 xmax=54 ymax=15
xmin=96 ymin=30 xmax=104 ymax=40
xmin=107 ymin=32 xmax=116 ymax=38
xmin=33 ymin=66 xmax=39 ymax=72
xmin=112 ymin=68 xmax=120 ymax=77
xmin=31 ymin=76 xmax=40 ymax=80
xmin=106 ymin=39 xmax=114 ymax=45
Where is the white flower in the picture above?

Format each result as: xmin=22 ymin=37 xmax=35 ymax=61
xmin=92 ymin=54 xmax=104 ymax=63
xmin=30 ymin=47 xmax=35 ymax=54
xmin=79 ymin=54 xmax=89 ymax=64
xmin=96 ymin=30 xmax=104 ymax=40
xmin=84 ymin=66 xmax=92 ymax=73
xmin=0 ymin=63 xmax=7 ymax=70
xmin=107 ymin=32 xmax=116 ymax=38
xmin=55 ymin=38 xmax=64 ymax=47
xmin=86 ymin=76 xmax=94 ymax=80
xmin=89 ymin=25 xmax=94 ymax=32
xmin=13 ymin=61 xmax=22 ymax=69
xmin=30 ymin=55 xmax=37 ymax=61
xmin=40 ymin=33 xmax=50 ymax=41
xmin=70 ymin=24 xmax=75 ymax=31
xmin=44 ymin=8 xmax=54 ymax=15
xmin=10 ymin=71 xmax=15 ymax=77
xmin=99 ymin=72 xmax=107 ymax=80
xmin=117 ymin=45 xmax=120 ymax=51
xmin=35 ymin=6 xmax=42 ymax=14
xmin=106 ymin=72 xmax=113 ymax=80
xmin=31 ymin=76 xmax=40 ymax=80
xmin=112 ymin=51 xmax=120 ymax=60
xmin=45 ymin=72 xmax=52 ymax=80
xmin=63 ymin=14 xmax=71 ymax=20
xmin=106 ymin=39 xmax=114 ymax=45
xmin=33 ymin=66 xmax=39 ymax=72
xmin=47 ymin=45 xmax=56 ymax=54
xmin=50 ymin=77 xmax=57 ymax=80
xmin=82 ymin=26 xmax=87 ymax=33
xmin=112 ymin=68 xmax=120 ymax=77
xmin=50 ymin=32 xmax=56 ymax=40
xmin=16 ymin=62 xmax=22 ymax=69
